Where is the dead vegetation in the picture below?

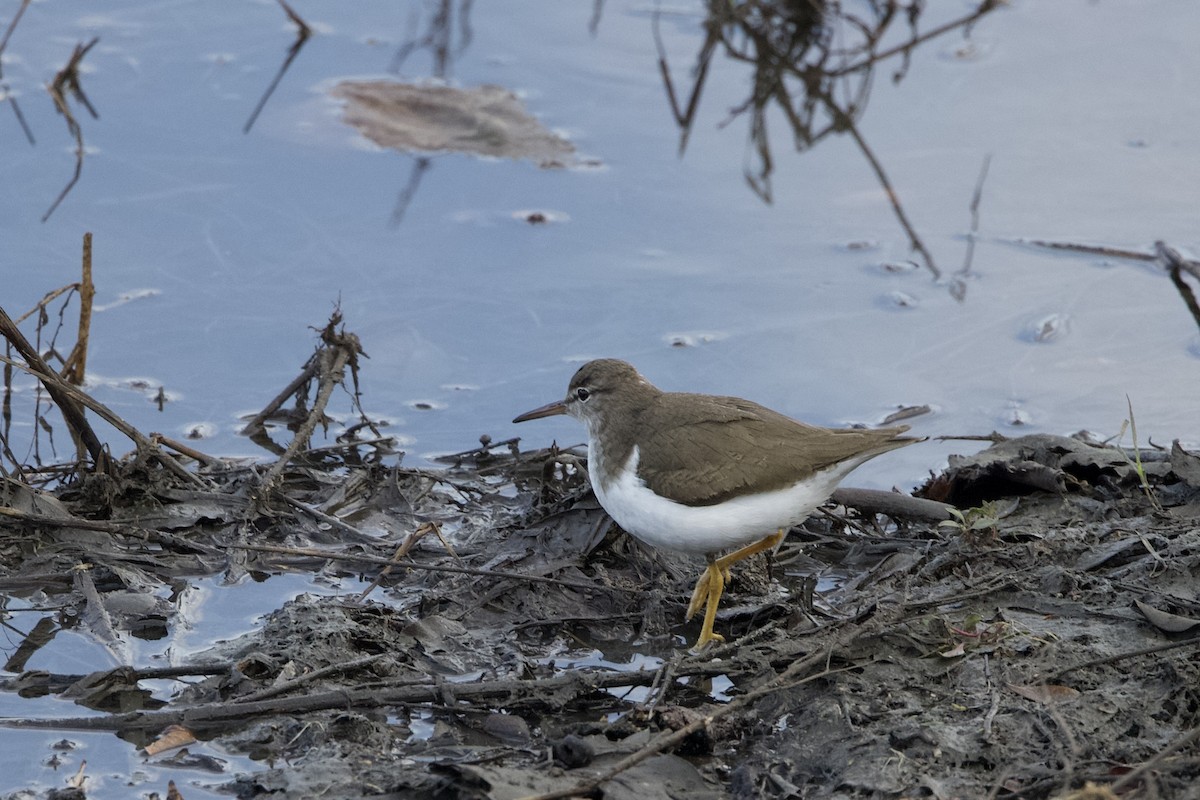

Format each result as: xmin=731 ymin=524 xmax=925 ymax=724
xmin=651 ymin=0 xmax=1002 ymax=295
xmin=2 ymin=250 xmax=1200 ymax=799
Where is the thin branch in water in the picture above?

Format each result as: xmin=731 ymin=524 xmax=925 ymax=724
xmin=1157 ymin=241 xmax=1200 ymax=333
xmin=274 ymin=0 xmax=312 ymax=37
xmin=835 ymin=105 xmax=939 ymax=279
xmin=243 ymin=0 xmax=312 ymax=134
xmin=1 ymin=344 xmax=15 ymax=476
xmin=389 ymin=0 xmax=473 ymax=78
xmin=3 ymin=282 xmax=89 ymax=473
xmin=253 ymin=310 xmax=374 ymax=497
xmin=240 ymin=353 xmax=320 ymax=446
xmin=62 ymin=233 xmax=94 ymax=385
xmin=3 ymin=86 xmax=35 ymax=145
xmin=1022 ymin=239 xmax=1155 ymax=261
xmin=0 ymin=0 xmax=31 ymax=59
xmin=1156 ymin=240 xmax=1200 ymax=282
xmin=0 ymin=346 xmax=208 ymax=486
xmin=652 ymin=7 xmax=719 ymax=156
xmin=0 ymin=2 xmax=37 ymax=146
xmin=42 ymin=37 xmax=99 ymax=223
xmin=390 ymin=156 xmax=432 ymax=227
xmin=651 ymin=2 xmax=1006 ymax=285
xmin=1024 ymin=238 xmax=1200 ymax=282
xmin=0 ymin=306 xmax=108 ymax=471
xmin=952 ymin=153 xmax=992 ymax=301
xmin=589 ymin=0 xmax=606 ymax=37
xmin=831 ymin=0 xmax=1002 ymax=78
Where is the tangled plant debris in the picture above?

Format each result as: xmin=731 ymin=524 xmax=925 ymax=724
xmin=2 ymin=290 xmax=1200 ymax=799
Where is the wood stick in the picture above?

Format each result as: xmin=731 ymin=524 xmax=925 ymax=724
xmin=831 ymin=487 xmax=955 ymax=522
xmin=519 ymin=623 xmax=866 ymax=800
xmin=0 ymin=306 xmax=108 ymax=470
xmin=232 ymin=542 xmax=641 ymax=595
xmin=63 ymin=231 xmax=94 ymax=385
xmin=0 ymin=352 xmax=204 ymax=486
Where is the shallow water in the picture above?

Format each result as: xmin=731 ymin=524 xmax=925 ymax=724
xmin=3 ymin=2 xmax=1200 ymax=794
xmin=3 ymin=0 xmax=1196 ymax=486
xmin=0 ymin=573 xmax=359 ymax=798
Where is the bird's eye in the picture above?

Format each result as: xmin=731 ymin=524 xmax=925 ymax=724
xmin=575 ymin=388 xmax=590 ymax=402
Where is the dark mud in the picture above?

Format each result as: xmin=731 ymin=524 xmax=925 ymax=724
xmin=2 ymin=433 xmax=1199 ymax=799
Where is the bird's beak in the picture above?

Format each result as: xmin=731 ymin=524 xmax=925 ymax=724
xmin=513 ymin=399 xmax=567 ymax=423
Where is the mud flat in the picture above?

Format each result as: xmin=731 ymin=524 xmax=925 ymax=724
xmin=2 ymin=427 xmax=1198 ymax=799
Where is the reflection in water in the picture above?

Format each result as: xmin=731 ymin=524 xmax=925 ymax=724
xmin=0 ymin=0 xmax=35 ymax=145
xmin=332 ymin=78 xmax=575 ymax=226
xmin=652 ymin=1 xmax=1002 ymax=287
xmin=1024 ymin=240 xmax=1200 ymax=335
xmin=387 ymin=0 xmax=475 ymax=228
xmin=42 ymin=37 xmax=101 ymax=222
xmin=334 ymin=82 xmax=576 ymax=163
xmin=243 ymin=0 xmax=314 ymax=134
xmin=390 ymin=0 xmax=475 ymax=77
xmin=3 ymin=616 xmax=59 ymax=674
xmin=393 ymin=156 xmax=433 ymax=227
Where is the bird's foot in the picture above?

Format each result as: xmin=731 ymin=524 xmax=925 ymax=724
xmin=689 ymin=628 xmax=725 ymax=652
xmin=686 ymin=560 xmax=727 ymax=649
xmin=685 ymin=573 xmax=706 ymax=622
xmin=685 ymin=565 xmax=732 ymax=621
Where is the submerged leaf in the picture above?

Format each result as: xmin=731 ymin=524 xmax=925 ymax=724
xmin=332 ymin=81 xmax=576 ymax=166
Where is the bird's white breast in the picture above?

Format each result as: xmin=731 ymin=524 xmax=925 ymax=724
xmin=589 ymin=444 xmax=857 ymax=555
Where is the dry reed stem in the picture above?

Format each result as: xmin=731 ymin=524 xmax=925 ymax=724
xmin=63 ymin=232 xmax=94 ymax=385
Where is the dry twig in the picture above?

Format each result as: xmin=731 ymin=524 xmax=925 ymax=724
xmin=518 ymin=623 xmax=866 ymax=800
xmin=1158 ymin=241 xmax=1200 ymax=333
xmin=0 ymin=307 xmax=108 ymax=471
xmin=0 ymin=346 xmax=206 ymax=487
xmin=62 ymin=232 xmax=95 ymax=385
xmin=256 ymin=314 xmax=366 ymax=493
xmin=232 ymin=541 xmax=639 ymax=595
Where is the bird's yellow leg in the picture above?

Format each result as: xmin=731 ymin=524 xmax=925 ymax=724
xmin=686 ymin=568 xmax=727 ymax=621
xmin=714 ymin=529 xmax=785 ymax=571
xmin=692 ymin=558 xmax=726 ymax=650
xmin=686 ymin=529 xmax=785 ymax=621
xmin=686 ymin=568 xmax=708 ymax=622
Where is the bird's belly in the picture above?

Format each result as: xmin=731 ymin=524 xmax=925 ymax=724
xmin=592 ymin=449 xmax=841 ymax=555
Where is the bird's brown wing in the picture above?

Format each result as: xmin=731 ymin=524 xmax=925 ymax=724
xmin=633 ymin=393 xmax=915 ymax=507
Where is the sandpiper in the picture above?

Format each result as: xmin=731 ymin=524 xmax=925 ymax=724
xmin=514 ymin=359 xmax=918 ymax=648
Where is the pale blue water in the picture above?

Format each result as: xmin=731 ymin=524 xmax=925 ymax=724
xmin=3 ymin=1 xmax=1200 ymax=795
xmin=0 ymin=573 xmax=359 ymax=798
xmin=3 ymin=1 xmax=1195 ymax=483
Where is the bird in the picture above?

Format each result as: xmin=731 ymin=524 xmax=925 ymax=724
xmin=513 ymin=359 xmax=919 ymax=649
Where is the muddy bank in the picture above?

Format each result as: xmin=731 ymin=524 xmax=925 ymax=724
xmin=1 ymin=431 xmax=1198 ymax=799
